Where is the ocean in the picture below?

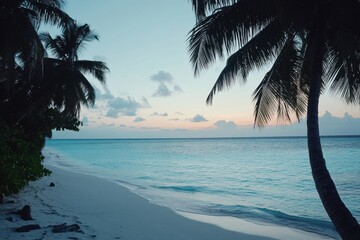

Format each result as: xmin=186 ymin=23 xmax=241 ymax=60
xmin=44 ymin=136 xmax=360 ymax=239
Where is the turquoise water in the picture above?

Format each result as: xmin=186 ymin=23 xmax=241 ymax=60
xmin=44 ymin=136 xmax=360 ymax=239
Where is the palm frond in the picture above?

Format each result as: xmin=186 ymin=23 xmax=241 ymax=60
xmin=190 ymin=0 xmax=236 ymax=20
xmin=77 ymin=73 xmax=96 ymax=106
xmin=74 ymin=60 xmax=109 ymax=84
xmin=74 ymin=23 xmax=99 ymax=57
xmin=57 ymin=70 xmax=88 ymax=116
xmin=15 ymin=13 xmax=46 ymax=82
xmin=39 ymin=32 xmax=62 ymax=58
xmin=252 ymin=36 xmax=306 ymax=127
xmin=325 ymin=21 xmax=360 ymax=105
xmin=206 ymin=20 xmax=288 ymax=104
xmin=28 ymin=1 xmax=72 ymax=28
xmin=76 ymin=23 xmax=99 ymax=43
xmin=188 ymin=0 xmax=276 ymax=75
xmin=329 ymin=52 xmax=360 ymax=104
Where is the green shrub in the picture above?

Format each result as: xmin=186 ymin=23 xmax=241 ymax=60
xmin=0 ymin=122 xmax=51 ymax=202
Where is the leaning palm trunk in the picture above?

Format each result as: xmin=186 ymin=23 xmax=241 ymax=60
xmin=307 ymin=59 xmax=360 ymax=239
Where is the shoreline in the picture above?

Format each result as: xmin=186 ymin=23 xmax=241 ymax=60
xmin=0 ymin=161 xmax=334 ymax=240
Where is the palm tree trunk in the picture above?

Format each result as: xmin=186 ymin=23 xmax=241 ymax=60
xmin=0 ymin=186 xmax=3 ymax=204
xmin=307 ymin=61 xmax=360 ymax=239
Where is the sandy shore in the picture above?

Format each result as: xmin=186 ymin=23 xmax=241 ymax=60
xmin=0 ymin=163 xmax=332 ymax=240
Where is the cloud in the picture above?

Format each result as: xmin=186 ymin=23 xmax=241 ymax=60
xmin=214 ymin=120 xmax=238 ymax=130
xmin=94 ymin=86 xmax=114 ymax=101
xmin=134 ymin=117 xmax=146 ymax=122
xmin=153 ymin=84 xmax=172 ymax=97
xmin=101 ymin=122 xmax=115 ymax=127
xmin=139 ymin=126 xmax=162 ymax=130
xmin=174 ymin=85 xmax=183 ymax=93
xmin=169 ymin=118 xmax=180 ymax=121
xmin=151 ymin=112 xmax=168 ymax=117
xmin=190 ymin=114 xmax=208 ymax=122
xmin=151 ymin=71 xmax=173 ymax=83
xmin=151 ymin=70 xmax=183 ymax=97
xmin=106 ymin=97 xmax=144 ymax=118
xmin=53 ymin=111 xmax=360 ymax=139
xmin=141 ymin=97 xmax=151 ymax=108
xmin=316 ymin=111 xmax=360 ymax=135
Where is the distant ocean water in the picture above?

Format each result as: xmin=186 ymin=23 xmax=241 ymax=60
xmin=44 ymin=136 xmax=360 ymax=239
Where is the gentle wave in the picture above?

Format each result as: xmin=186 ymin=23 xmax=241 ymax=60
xmin=204 ymin=204 xmax=337 ymax=238
xmin=149 ymin=184 xmax=338 ymax=238
xmin=157 ymin=185 xmax=207 ymax=193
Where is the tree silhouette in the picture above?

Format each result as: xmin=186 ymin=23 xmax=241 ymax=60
xmin=39 ymin=21 xmax=109 ymax=116
xmin=188 ymin=0 xmax=360 ymax=238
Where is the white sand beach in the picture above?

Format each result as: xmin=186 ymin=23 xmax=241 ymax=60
xmin=0 ymin=161 xmax=333 ymax=240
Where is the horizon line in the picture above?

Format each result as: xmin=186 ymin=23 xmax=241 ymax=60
xmin=47 ymin=134 xmax=360 ymax=141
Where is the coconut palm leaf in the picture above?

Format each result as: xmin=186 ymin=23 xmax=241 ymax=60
xmin=39 ymin=32 xmax=64 ymax=59
xmin=190 ymin=0 xmax=236 ymax=20
xmin=252 ymin=36 xmax=305 ymax=126
xmin=26 ymin=0 xmax=70 ymax=28
xmin=74 ymin=60 xmax=109 ymax=84
xmin=188 ymin=0 xmax=276 ymax=75
xmin=206 ymin=20 xmax=289 ymax=104
xmin=63 ymin=22 xmax=99 ymax=60
xmin=328 ymin=53 xmax=360 ymax=104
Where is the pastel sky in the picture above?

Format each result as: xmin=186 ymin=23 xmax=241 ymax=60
xmin=52 ymin=1 xmax=360 ymax=139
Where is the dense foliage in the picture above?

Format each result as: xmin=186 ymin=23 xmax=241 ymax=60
xmin=0 ymin=121 xmax=51 ymax=203
xmin=0 ymin=1 xmax=107 ymax=201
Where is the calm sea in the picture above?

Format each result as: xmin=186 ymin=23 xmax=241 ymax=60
xmin=44 ymin=136 xmax=360 ymax=239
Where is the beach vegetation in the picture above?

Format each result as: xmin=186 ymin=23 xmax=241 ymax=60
xmin=0 ymin=121 xmax=51 ymax=203
xmin=0 ymin=1 xmax=107 ymax=202
xmin=188 ymin=0 xmax=360 ymax=238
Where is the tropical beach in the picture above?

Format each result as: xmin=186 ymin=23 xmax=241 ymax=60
xmin=0 ymin=158 xmax=332 ymax=240
xmin=1 ymin=1 xmax=360 ymax=239
xmin=3 ymin=137 xmax=358 ymax=239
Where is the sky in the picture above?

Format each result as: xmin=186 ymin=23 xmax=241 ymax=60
xmin=52 ymin=0 xmax=360 ymax=139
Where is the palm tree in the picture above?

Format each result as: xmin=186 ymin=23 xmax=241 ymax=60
xmin=188 ymin=0 xmax=360 ymax=238
xmin=38 ymin=21 xmax=109 ymax=116
xmin=0 ymin=0 xmax=71 ymax=124
xmin=0 ymin=0 xmax=70 ymax=98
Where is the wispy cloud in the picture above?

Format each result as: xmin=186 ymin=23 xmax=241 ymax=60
xmin=190 ymin=114 xmax=208 ymax=122
xmin=141 ymin=97 xmax=151 ymax=108
xmin=214 ymin=120 xmax=238 ymax=130
xmin=151 ymin=112 xmax=168 ymax=117
xmin=134 ymin=117 xmax=146 ymax=122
